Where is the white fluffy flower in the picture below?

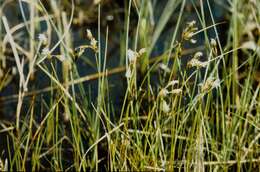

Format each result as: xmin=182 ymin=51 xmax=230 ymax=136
xmin=86 ymin=29 xmax=93 ymax=40
xmin=187 ymin=58 xmax=208 ymax=68
xmin=187 ymin=20 xmax=196 ymax=27
xmin=41 ymin=47 xmax=50 ymax=56
xmin=159 ymin=63 xmax=170 ymax=73
xmin=38 ymin=33 xmax=47 ymax=44
xmin=125 ymin=67 xmax=132 ymax=78
xmin=200 ymin=77 xmax=220 ymax=93
xmin=171 ymin=88 xmax=182 ymax=95
xmin=159 ymin=88 xmax=169 ymax=97
xmin=12 ymin=67 xmax=17 ymax=75
xmin=210 ymin=38 xmax=217 ymax=47
xmin=212 ymin=78 xmax=220 ymax=88
xmin=90 ymin=39 xmax=97 ymax=48
xmin=190 ymin=39 xmax=197 ymax=44
xmin=127 ymin=49 xmax=137 ymax=63
xmin=161 ymin=99 xmax=170 ymax=113
xmin=167 ymin=80 xmax=179 ymax=87
xmin=138 ymin=48 xmax=146 ymax=55
xmin=194 ymin=51 xmax=203 ymax=59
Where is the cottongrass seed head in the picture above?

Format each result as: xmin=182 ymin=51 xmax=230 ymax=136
xmin=127 ymin=49 xmax=138 ymax=63
xmin=161 ymin=99 xmax=170 ymax=113
xmin=200 ymin=77 xmax=221 ymax=93
xmin=38 ymin=33 xmax=48 ymax=45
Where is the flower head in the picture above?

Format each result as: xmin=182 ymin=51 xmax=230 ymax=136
xmin=127 ymin=49 xmax=138 ymax=63
xmin=187 ymin=52 xmax=207 ymax=68
xmin=161 ymin=99 xmax=170 ymax=113
xmin=166 ymin=80 xmax=179 ymax=87
xmin=86 ymin=29 xmax=98 ymax=51
xmin=86 ymin=29 xmax=93 ymax=40
xmin=138 ymin=48 xmax=146 ymax=55
xmin=12 ymin=67 xmax=17 ymax=75
xmin=187 ymin=58 xmax=208 ymax=68
xmin=210 ymin=38 xmax=217 ymax=47
xmin=190 ymin=39 xmax=197 ymax=44
xmin=182 ymin=20 xmax=198 ymax=41
xmin=38 ymin=33 xmax=48 ymax=45
xmin=125 ymin=67 xmax=132 ymax=78
xmin=159 ymin=88 xmax=169 ymax=97
xmin=171 ymin=88 xmax=182 ymax=95
xmin=159 ymin=63 xmax=170 ymax=73
xmin=200 ymin=77 xmax=220 ymax=93
xmin=90 ymin=39 xmax=97 ymax=49
xmin=41 ymin=47 xmax=50 ymax=56
xmin=194 ymin=52 xmax=203 ymax=59
xmin=187 ymin=20 xmax=196 ymax=27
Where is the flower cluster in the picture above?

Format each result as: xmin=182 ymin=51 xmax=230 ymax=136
xmin=210 ymin=38 xmax=218 ymax=55
xmin=159 ymin=80 xmax=182 ymax=113
xmin=86 ymin=29 xmax=98 ymax=52
xmin=182 ymin=20 xmax=198 ymax=44
xmin=187 ymin=52 xmax=208 ymax=68
xmin=38 ymin=33 xmax=48 ymax=45
xmin=200 ymin=77 xmax=220 ymax=93
xmin=41 ymin=47 xmax=50 ymax=56
xmin=161 ymin=99 xmax=170 ymax=113
xmin=159 ymin=63 xmax=171 ymax=73
xmin=125 ymin=48 xmax=146 ymax=78
xmin=38 ymin=33 xmax=52 ymax=60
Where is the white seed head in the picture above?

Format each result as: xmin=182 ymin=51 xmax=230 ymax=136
xmin=62 ymin=112 xmax=70 ymax=122
xmin=167 ymin=80 xmax=179 ymax=87
xmin=187 ymin=20 xmax=196 ymax=27
xmin=86 ymin=29 xmax=93 ymax=40
xmin=138 ymin=48 xmax=146 ymax=55
xmin=212 ymin=78 xmax=220 ymax=88
xmin=12 ymin=67 xmax=17 ymax=75
xmin=185 ymin=32 xmax=194 ymax=39
xmin=86 ymin=29 xmax=97 ymax=50
xmin=187 ymin=58 xmax=208 ymax=68
xmin=159 ymin=63 xmax=170 ymax=73
xmin=159 ymin=88 xmax=169 ymax=97
xmin=200 ymin=77 xmax=220 ymax=93
xmin=127 ymin=49 xmax=137 ymax=63
xmin=125 ymin=68 xmax=132 ymax=78
xmin=161 ymin=99 xmax=170 ymax=113
xmin=194 ymin=51 xmax=203 ymax=59
xmin=190 ymin=39 xmax=197 ymax=44
xmin=171 ymin=88 xmax=182 ymax=95
xmin=182 ymin=20 xmax=198 ymax=40
xmin=106 ymin=15 xmax=114 ymax=21
xmin=210 ymin=38 xmax=217 ymax=47
xmin=90 ymin=39 xmax=97 ymax=49
xmin=38 ymin=33 xmax=47 ymax=44
xmin=41 ymin=47 xmax=50 ymax=56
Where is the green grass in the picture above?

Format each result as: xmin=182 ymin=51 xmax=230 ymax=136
xmin=0 ymin=0 xmax=260 ymax=171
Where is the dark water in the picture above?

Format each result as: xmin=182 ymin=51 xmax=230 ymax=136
xmin=0 ymin=0 xmax=228 ymax=111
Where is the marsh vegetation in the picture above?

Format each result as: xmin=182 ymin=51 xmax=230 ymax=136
xmin=0 ymin=0 xmax=260 ymax=171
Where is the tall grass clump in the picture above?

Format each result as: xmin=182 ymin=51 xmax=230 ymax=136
xmin=0 ymin=0 xmax=259 ymax=171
